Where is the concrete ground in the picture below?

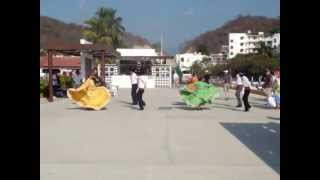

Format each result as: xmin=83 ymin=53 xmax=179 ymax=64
xmin=40 ymin=88 xmax=280 ymax=180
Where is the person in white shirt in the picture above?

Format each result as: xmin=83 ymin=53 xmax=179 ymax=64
xmin=235 ymin=73 xmax=243 ymax=107
xmin=136 ymin=69 xmax=147 ymax=110
xmin=240 ymin=73 xmax=252 ymax=112
xmin=173 ymin=71 xmax=180 ymax=88
xmin=72 ymin=70 xmax=82 ymax=88
xmin=130 ymin=68 xmax=138 ymax=105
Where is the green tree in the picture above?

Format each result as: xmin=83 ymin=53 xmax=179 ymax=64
xmin=40 ymin=49 xmax=47 ymax=56
xmin=270 ymin=28 xmax=280 ymax=35
xmin=83 ymin=7 xmax=125 ymax=49
xmin=190 ymin=61 xmax=203 ymax=75
xmin=256 ymin=42 xmax=275 ymax=58
xmin=151 ymin=42 xmax=161 ymax=52
xmin=196 ymin=44 xmax=209 ymax=55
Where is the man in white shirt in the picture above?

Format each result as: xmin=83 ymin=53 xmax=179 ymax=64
xmin=240 ymin=73 xmax=252 ymax=112
xmin=72 ymin=70 xmax=82 ymax=88
xmin=173 ymin=71 xmax=179 ymax=88
xmin=137 ymin=70 xmax=147 ymax=110
xmin=130 ymin=68 xmax=138 ymax=105
xmin=235 ymin=73 xmax=243 ymax=107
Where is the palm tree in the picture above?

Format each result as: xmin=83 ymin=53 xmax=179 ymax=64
xmin=83 ymin=7 xmax=125 ymax=49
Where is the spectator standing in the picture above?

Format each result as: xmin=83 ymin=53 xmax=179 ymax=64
xmin=240 ymin=73 xmax=252 ymax=112
xmin=72 ymin=70 xmax=82 ymax=88
xmin=235 ymin=73 xmax=243 ymax=107
xmin=223 ymin=70 xmax=232 ymax=100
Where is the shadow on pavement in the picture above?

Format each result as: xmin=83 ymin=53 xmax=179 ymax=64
xmin=221 ymin=122 xmax=280 ymax=174
xmin=172 ymin=102 xmax=186 ymax=106
xmin=66 ymin=107 xmax=107 ymax=111
xmin=213 ymin=102 xmax=234 ymax=107
xmin=174 ymin=106 xmax=211 ymax=111
xmin=250 ymin=102 xmax=273 ymax=110
xmin=211 ymin=105 xmax=243 ymax=111
xmin=118 ymin=100 xmax=133 ymax=105
xmin=250 ymin=96 xmax=267 ymax=102
xmin=267 ymin=116 xmax=280 ymax=121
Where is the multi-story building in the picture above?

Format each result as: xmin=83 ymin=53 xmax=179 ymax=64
xmin=228 ymin=31 xmax=265 ymax=59
xmin=220 ymin=45 xmax=229 ymax=59
xmin=228 ymin=31 xmax=280 ymax=59
xmin=210 ymin=53 xmax=227 ymax=65
xmin=264 ymin=33 xmax=280 ymax=53
xmin=175 ymin=52 xmax=209 ymax=71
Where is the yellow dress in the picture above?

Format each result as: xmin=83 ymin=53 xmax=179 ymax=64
xmin=67 ymin=77 xmax=111 ymax=110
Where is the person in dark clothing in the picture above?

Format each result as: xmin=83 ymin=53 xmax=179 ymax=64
xmin=130 ymin=68 xmax=138 ymax=105
xmin=136 ymin=69 xmax=147 ymax=110
xmin=90 ymin=68 xmax=105 ymax=87
xmin=235 ymin=73 xmax=243 ymax=107
xmin=240 ymin=73 xmax=252 ymax=112
xmin=263 ymin=69 xmax=274 ymax=99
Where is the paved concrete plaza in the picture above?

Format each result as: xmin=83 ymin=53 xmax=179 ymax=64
xmin=41 ymin=88 xmax=280 ymax=180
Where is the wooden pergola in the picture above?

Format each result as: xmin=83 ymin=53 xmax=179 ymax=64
xmin=42 ymin=41 xmax=119 ymax=102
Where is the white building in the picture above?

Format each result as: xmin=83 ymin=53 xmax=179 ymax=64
xmin=264 ymin=33 xmax=280 ymax=52
xmin=116 ymin=48 xmax=158 ymax=57
xmin=175 ymin=52 xmax=209 ymax=71
xmin=228 ymin=31 xmax=280 ymax=59
xmin=210 ymin=53 xmax=227 ymax=65
xmin=228 ymin=31 xmax=265 ymax=59
xmin=105 ymin=48 xmax=172 ymax=88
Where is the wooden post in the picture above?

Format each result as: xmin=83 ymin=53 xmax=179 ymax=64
xmin=48 ymin=50 xmax=54 ymax=102
xmin=101 ymin=51 xmax=106 ymax=86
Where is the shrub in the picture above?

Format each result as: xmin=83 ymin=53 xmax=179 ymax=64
xmin=40 ymin=79 xmax=49 ymax=97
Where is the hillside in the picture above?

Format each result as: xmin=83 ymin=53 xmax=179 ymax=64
xmin=181 ymin=15 xmax=280 ymax=53
xmin=40 ymin=16 xmax=152 ymax=48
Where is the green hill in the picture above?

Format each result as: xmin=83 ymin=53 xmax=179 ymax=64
xmin=40 ymin=16 xmax=152 ymax=48
xmin=181 ymin=15 xmax=280 ymax=53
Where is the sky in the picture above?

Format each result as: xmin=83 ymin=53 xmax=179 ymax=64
xmin=40 ymin=0 xmax=280 ymax=54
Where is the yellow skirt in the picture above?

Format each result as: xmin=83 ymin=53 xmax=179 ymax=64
xmin=67 ymin=78 xmax=111 ymax=110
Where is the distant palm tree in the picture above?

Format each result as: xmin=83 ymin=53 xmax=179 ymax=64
xmin=83 ymin=7 xmax=125 ymax=49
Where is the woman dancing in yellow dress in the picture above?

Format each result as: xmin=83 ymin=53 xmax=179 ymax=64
xmin=67 ymin=71 xmax=111 ymax=110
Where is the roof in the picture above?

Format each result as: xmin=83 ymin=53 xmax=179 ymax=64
xmin=42 ymin=40 xmax=119 ymax=58
xmin=40 ymin=56 xmax=80 ymax=68
xmin=116 ymin=48 xmax=157 ymax=57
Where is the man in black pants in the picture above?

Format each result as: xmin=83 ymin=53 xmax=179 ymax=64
xmin=136 ymin=70 xmax=147 ymax=110
xmin=240 ymin=73 xmax=252 ymax=112
xmin=130 ymin=68 xmax=138 ymax=105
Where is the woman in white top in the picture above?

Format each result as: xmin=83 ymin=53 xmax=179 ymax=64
xmin=136 ymin=70 xmax=147 ymax=110
xmin=240 ymin=73 xmax=252 ymax=112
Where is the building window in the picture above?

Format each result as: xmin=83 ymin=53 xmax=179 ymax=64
xmin=253 ymin=37 xmax=257 ymax=40
xmin=240 ymin=36 xmax=244 ymax=40
xmin=230 ymin=39 xmax=233 ymax=43
xmin=274 ymin=39 xmax=277 ymax=43
xmin=180 ymin=58 xmax=184 ymax=62
xmin=240 ymin=43 xmax=244 ymax=46
xmin=240 ymin=49 xmax=244 ymax=52
xmin=230 ymin=52 xmax=233 ymax=55
xmin=230 ymin=46 xmax=233 ymax=49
